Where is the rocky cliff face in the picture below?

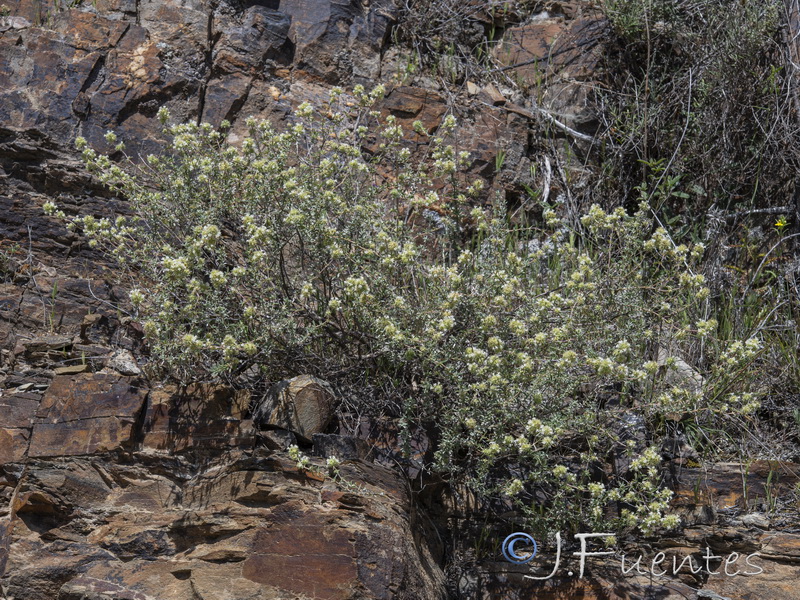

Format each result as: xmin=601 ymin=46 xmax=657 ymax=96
xmin=2 ymin=1 xmax=800 ymax=599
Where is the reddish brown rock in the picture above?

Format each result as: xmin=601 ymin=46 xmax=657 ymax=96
xmin=0 ymin=428 xmax=29 ymax=464
xmin=0 ymin=391 xmax=40 ymax=429
xmin=495 ymin=14 xmax=606 ymax=83
xmin=0 ymin=11 xmax=129 ymax=145
xmin=279 ymin=0 xmax=396 ymax=82
xmin=381 ymin=86 xmax=447 ymax=135
xmin=494 ymin=13 xmax=606 ymax=135
xmin=28 ymin=373 xmax=147 ymax=457
xmin=759 ymin=531 xmax=800 ymax=558
xmin=0 ymin=392 xmax=39 ymax=464
xmin=1 ymin=538 xmax=117 ymax=600
xmin=242 ymin=510 xmax=360 ymax=599
xmin=212 ymin=5 xmax=293 ymax=74
xmin=35 ymin=373 xmax=145 ymax=421
xmin=1 ymin=454 xmax=445 ymax=600
xmin=0 ymin=7 xmax=200 ymax=157
xmin=673 ymin=461 xmax=800 ymax=511
xmin=703 ymin=557 xmax=798 ymax=600
xmin=142 ymin=383 xmax=254 ymax=453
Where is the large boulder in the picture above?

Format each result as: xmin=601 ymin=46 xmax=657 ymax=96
xmin=252 ymin=374 xmax=335 ymax=441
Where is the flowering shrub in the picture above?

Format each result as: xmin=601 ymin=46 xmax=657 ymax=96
xmin=48 ymin=87 xmax=765 ymax=537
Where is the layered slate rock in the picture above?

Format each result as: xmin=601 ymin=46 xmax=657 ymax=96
xmin=0 ymin=391 xmax=39 ymax=463
xmin=0 ymin=0 xmax=399 ymax=161
xmin=279 ymin=0 xmax=396 ymax=82
xmin=671 ymin=461 xmax=800 ymax=511
xmin=28 ymin=372 xmax=147 ymax=457
xmin=201 ymin=4 xmax=293 ymax=126
xmin=381 ymin=86 xmax=448 ymax=136
xmin=1 ymin=453 xmax=447 ymax=600
xmin=142 ymin=383 xmax=255 ymax=453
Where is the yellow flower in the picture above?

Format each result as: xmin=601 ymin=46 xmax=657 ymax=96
xmin=775 ymin=215 xmax=789 ymax=230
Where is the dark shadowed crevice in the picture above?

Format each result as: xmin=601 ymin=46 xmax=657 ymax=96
xmin=197 ymin=5 xmax=219 ymax=125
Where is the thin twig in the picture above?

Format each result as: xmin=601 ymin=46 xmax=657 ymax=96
xmin=501 ymin=102 xmax=595 ymax=142
xmin=542 ymin=156 xmax=551 ymax=205
xmin=723 ymin=206 xmax=793 ymax=220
